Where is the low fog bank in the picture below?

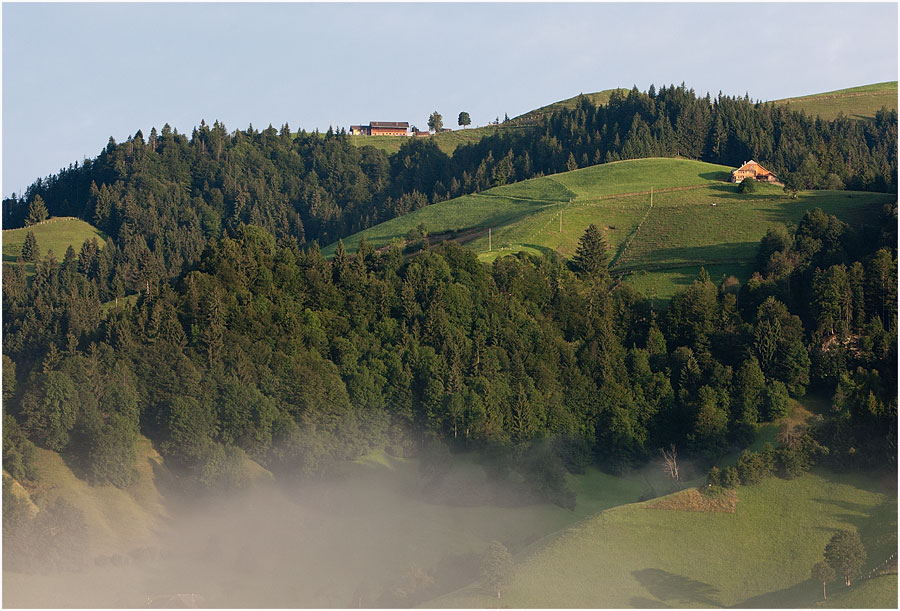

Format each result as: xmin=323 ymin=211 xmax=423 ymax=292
xmin=3 ymin=441 xmax=698 ymax=608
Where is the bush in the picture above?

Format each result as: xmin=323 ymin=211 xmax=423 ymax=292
xmin=737 ymin=448 xmax=775 ymax=485
xmin=738 ymin=177 xmax=758 ymax=194
xmin=722 ymin=466 xmax=740 ymax=488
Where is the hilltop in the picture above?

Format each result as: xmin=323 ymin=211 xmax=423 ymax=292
xmin=772 ymin=81 xmax=898 ymax=122
xmin=2 ymin=217 xmax=107 ymax=275
xmin=343 ymin=82 xmax=897 ymax=157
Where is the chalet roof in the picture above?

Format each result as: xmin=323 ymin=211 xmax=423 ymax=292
xmin=370 ymin=121 xmax=409 ymax=129
xmin=734 ymin=160 xmax=773 ymax=174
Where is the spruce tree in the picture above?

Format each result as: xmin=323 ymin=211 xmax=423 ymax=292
xmin=19 ymin=231 xmax=38 ymax=263
xmin=25 ymin=195 xmax=48 ymax=226
xmin=571 ymin=224 xmax=609 ymax=276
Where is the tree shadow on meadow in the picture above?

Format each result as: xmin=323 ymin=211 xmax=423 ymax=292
xmin=631 ymin=568 xmax=721 ymax=607
xmin=731 ymin=579 xmax=818 ymax=608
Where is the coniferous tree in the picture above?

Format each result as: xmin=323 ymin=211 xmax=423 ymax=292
xmin=570 ymin=224 xmax=609 ymax=276
xmin=25 ymin=195 xmax=48 ymax=226
xmin=19 ymin=231 xmax=39 ymax=263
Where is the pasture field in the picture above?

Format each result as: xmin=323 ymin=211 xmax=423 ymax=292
xmin=327 ymin=158 xmax=893 ymax=300
xmin=772 ymin=81 xmax=898 ymax=122
xmin=431 ymin=469 xmax=897 ymax=609
xmin=2 ymin=217 xmax=106 ymax=275
xmin=347 ymin=123 xmax=529 ymax=156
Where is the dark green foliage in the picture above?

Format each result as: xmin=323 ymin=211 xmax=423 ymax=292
xmin=480 ymin=540 xmax=513 ymax=600
xmin=736 ymin=446 xmax=775 ymax=485
xmin=19 ymin=231 xmax=39 ymax=263
xmin=25 ymin=195 xmax=48 ymax=226
xmin=775 ymin=426 xmax=826 ymax=479
xmin=1 ymin=173 xmax=895 ymax=489
xmin=738 ymin=177 xmax=757 ymax=194
xmin=570 ymin=224 xmax=609 ymax=276
xmin=428 ymin=111 xmax=443 ymax=132
xmin=824 ymin=529 xmax=866 ymax=586
xmin=3 ymin=414 xmax=37 ymax=483
xmin=760 ymin=380 xmax=790 ymax=421
xmin=811 ymin=560 xmax=836 ymax=600
xmin=722 ymin=465 xmax=740 ymax=488
xmin=458 ymin=112 xmax=471 ymax=128
xmin=20 ymin=370 xmax=78 ymax=451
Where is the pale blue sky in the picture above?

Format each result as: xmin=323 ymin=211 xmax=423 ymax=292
xmin=2 ymin=2 xmax=897 ymax=198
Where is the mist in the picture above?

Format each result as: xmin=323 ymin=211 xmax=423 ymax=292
xmin=6 ymin=442 xmax=667 ymax=608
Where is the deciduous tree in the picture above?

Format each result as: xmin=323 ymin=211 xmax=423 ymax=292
xmin=824 ymin=529 xmax=866 ymax=586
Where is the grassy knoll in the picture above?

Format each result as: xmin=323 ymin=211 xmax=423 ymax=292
xmin=328 ymin=158 xmax=892 ymax=300
xmin=431 ymin=469 xmax=897 ymax=608
xmin=772 ymin=81 xmax=898 ymax=122
xmin=2 ymin=217 xmax=106 ymax=275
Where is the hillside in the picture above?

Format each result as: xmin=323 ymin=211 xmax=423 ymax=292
xmin=773 ymin=82 xmax=898 ymax=122
xmin=326 ymin=157 xmax=894 ymax=300
xmin=431 ymin=469 xmax=897 ymax=608
xmin=508 ymin=88 xmax=630 ymax=125
xmin=2 ymin=217 xmax=106 ymax=275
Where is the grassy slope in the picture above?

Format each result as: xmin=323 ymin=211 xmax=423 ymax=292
xmin=347 ymin=123 xmax=530 ymax=156
xmin=431 ymin=469 xmax=897 ymax=609
xmin=772 ymin=81 xmax=898 ymax=122
xmin=509 ymin=88 xmax=630 ymax=125
xmin=2 ymin=217 xmax=107 ymax=275
xmin=327 ymin=158 xmax=893 ymax=300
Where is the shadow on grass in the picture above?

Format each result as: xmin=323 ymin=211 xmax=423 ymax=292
xmin=698 ymin=171 xmax=732 ymax=182
xmin=633 ymin=242 xmax=759 ymax=269
xmin=732 ymin=578 xmax=818 ymax=608
xmin=632 ymin=568 xmax=721 ymax=607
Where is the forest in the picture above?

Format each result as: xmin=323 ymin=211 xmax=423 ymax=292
xmin=1 ymin=84 xmax=897 ymax=575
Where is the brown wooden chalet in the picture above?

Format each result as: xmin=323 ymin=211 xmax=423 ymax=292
xmin=731 ymin=160 xmax=777 ymax=183
xmin=349 ymin=122 xmax=410 ymax=136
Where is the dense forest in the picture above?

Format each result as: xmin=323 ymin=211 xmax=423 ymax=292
xmin=3 ymin=200 xmax=896 ymax=505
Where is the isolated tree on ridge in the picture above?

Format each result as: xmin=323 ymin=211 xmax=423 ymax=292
xmin=26 ymin=195 xmax=48 ymax=226
xmin=458 ymin=111 xmax=471 ymax=129
xmin=428 ymin=111 xmax=443 ymax=133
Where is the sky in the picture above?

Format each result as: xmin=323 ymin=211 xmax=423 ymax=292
xmin=2 ymin=2 xmax=898 ymax=199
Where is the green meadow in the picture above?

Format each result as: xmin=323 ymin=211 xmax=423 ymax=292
xmin=773 ymin=81 xmax=898 ymax=122
xmin=432 ymin=470 xmax=897 ymax=609
xmin=2 ymin=217 xmax=106 ymax=276
xmin=347 ymin=123 xmax=529 ymax=156
xmin=327 ymin=158 xmax=893 ymax=300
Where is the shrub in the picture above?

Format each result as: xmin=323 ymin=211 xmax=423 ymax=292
xmin=737 ymin=448 xmax=775 ymax=485
xmin=738 ymin=177 xmax=758 ymax=194
xmin=722 ymin=466 xmax=740 ymax=489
